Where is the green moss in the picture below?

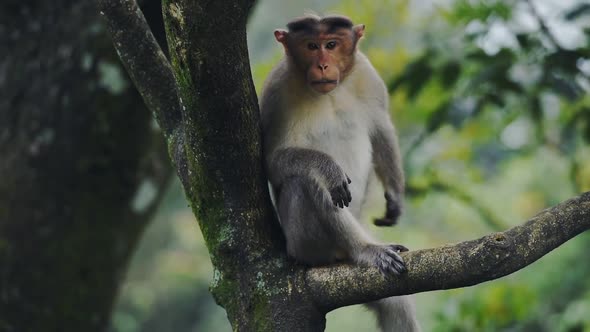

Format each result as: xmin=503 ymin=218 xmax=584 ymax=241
xmin=251 ymin=292 xmax=273 ymax=331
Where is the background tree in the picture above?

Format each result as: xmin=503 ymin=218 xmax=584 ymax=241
xmin=0 ymin=1 xmax=171 ymax=331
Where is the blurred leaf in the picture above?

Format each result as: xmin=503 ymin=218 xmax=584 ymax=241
xmin=483 ymin=93 xmax=505 ymax=108
xmin=496 ymin=75 xmax=524 ymax=93
xmin=388 ymin=53 xmax=434 ymax=99
xmin=545 ymin=74 xmax=583 ymax=100
xmin=584 ymin=118 xmax=590 ymax=144
xmin=565 ymin=3 xmax=590 ymax=21
xmin=559 ymin=107 xmax=588 ymax=151
xmin=515 ymin=33 xmax=533 ymax=50
xmin=529 ymin=96 xmax=542 ymax=122
xmin=426 ymin=100 xmax=452 ymax=132
xmin=439 ymin=61 xmax=462 ymax=88
xmin=544 ymin=50 xmax=588 ymax=75
xmin=446 ymin=0 xmax=512 ymax=24
xmin=466 ymin=48 xmax=515 ymax=64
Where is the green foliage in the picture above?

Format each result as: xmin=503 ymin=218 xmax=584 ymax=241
xmin=443 ymin=0 xmax=512 ymax=24
xmin=434 ymin=284 xmax=537 ymax=331
xmin=396 ymin=1 xmax=590 ymax=330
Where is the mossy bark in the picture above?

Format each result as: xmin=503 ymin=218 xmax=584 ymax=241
xmin=0 ymin=1 xmax=171 ymax=331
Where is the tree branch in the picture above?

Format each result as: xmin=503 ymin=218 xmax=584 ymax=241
xmin=97 ymin=0 xmax=181 ymax=138
xmin=306 ymin=191 xmax=590 ymax=312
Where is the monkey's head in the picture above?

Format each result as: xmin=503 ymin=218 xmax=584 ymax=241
xmin=274 ymin=15 xmax=365 ymax=94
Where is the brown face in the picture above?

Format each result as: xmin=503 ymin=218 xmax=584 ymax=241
xmin=275 ymin=16 xmax=365 ymax=94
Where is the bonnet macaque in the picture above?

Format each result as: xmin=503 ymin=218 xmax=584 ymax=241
xmin=260 ymin=14 xmax=420 ymax=331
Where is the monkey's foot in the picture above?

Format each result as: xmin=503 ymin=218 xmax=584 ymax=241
xmin=357 ymin=244 xmax=409 ymax=275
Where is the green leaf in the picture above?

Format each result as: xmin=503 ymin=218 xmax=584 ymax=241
xmin=447 ymin=0 xmax=512 ymax=24
xmin=529 ymin=96 xmax=542 ymax=125
xmin=544 ymin=50 xmax=588 ymax=74
xmin=426 ymin=100 xmax=452 ymax=133
xmin=439 ymin=61 xmax=462 ymax=88
xmin=387 ymin=53 xmax=434 ymax=100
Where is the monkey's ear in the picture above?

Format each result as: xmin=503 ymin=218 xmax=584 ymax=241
xmin=353 ymin=24 xmax=365 ymax=40
xmin=274 ymin=29 xmax=290 ymax=54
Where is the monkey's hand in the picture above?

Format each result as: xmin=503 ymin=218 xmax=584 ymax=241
xmin=326 ymin=172 xmax=352 ymax=209
xmin=356 ymin=244 xmax=409 ymax=275
xmin=374 ymin=192 xmax=402 ymax=227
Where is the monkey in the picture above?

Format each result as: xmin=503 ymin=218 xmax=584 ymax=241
xmin=260 ymin=15 xmax=420 ymax=331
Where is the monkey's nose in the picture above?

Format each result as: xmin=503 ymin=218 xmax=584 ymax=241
xmin=318 ymin=64 xmax=328 ymax=71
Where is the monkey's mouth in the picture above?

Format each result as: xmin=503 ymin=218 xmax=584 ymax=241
xmin=311 ymin=79 xmax=338 ymax=85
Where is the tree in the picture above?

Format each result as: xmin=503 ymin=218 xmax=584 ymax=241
xmin=97 ymin=0 xmax=590 ymax=330
xmin=0 ymin=1 xmax=171 ymax=331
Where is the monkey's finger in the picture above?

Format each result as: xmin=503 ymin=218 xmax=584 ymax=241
xmin=335 ymin=196 xmax=344 ymax=208
xmin=392 ymin=256 xmax=406 ymax=273
xmin=331 ymin=194 xmax=339 ymax=207
xmin=346 ymin=174 xmax=351 ymax=184
xmin=383 ymin=255 xmax=406 ymax=275
xmin=333 ymin=197 xmax=341 ymax=208
xmin=344 ymin=183 xmax=352 ymax=203
xmin=385 ymin=248 xmax=404 ymax=263
xmin=377 ymin=260 xmax=391 ymax=276
xmin=385 ymin=249 xmax=406 ymax=268
xmin=330 ymin=189 xmax=342 ymax=207
xmin=338 ymin=186 xmax=349 ymax=207
xmin=340 ymin=182 xmax=351 ymax=206
xmin=390 ymin=244 xmax=409 ymax=253
xmin=391 ymin=260 xmax=407 ymax=274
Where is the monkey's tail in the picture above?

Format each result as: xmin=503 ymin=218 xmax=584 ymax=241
xmin=366 ymin=296 xmax=421 ymax=332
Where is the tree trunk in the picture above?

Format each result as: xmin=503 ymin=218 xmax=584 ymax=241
xmin=0 ymin=1 xmax=170 ymax=331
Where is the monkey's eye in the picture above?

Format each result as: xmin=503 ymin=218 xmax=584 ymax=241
xmin=326 ymin=41 xmax=337 ymax=50
xmin=307 ymin=43 xmax=319 ymax=50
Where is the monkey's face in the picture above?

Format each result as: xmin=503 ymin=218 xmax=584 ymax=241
xmin=299 ymin=34 xmax=354 ymax=93
xmin=275 ymin=22 xmax=364 ymax=94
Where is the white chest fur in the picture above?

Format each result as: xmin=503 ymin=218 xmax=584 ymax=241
xmin=280 ymin=88 xmax=374 ymax=216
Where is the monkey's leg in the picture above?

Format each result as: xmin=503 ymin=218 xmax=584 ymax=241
xmin=276 ymin=177 xmax=342 ymax=265
xmin=309 ymin=197 xmax=409 ymax=276
xmin=277 ymin=177 xmax=408 ymax=274
xmin=366 ymin=296 xmax=421 ymax=332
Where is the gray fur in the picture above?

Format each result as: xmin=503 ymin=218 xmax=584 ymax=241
xmin=261 ymin=17 xmax=420 ymax=331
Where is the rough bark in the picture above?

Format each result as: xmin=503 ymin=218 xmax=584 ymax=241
xmin=0 ymin=1 xmax=171 ymax=331
xmin=306 ymin=191 xmax=590 ymax=311
xmin=97 ymin=0 xmax=590 ymax=330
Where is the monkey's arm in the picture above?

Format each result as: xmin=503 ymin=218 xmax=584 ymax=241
xmin=267 ymin=147 xmax=352 ymax=208
xmin=370 ymin=118 xmax=405 ymax=226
